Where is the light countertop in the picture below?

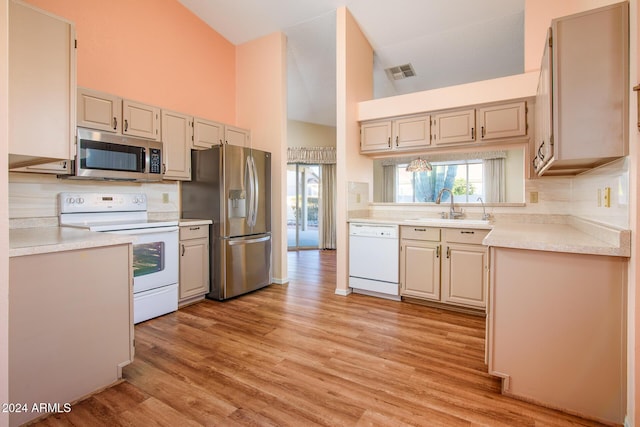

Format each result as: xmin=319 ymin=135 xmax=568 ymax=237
xmin=179 ymin=219 xmax=213 ymax=226
xmin=348 ymin=216 xmax=630 ymax=257
xmin=10 ymin=227 xmax=135 ymax=258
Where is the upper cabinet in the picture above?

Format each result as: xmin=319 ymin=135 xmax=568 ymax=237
xmin=77 ymin=87 xmax=161 ymax=141
xmin=432 ymin=109 xmax=475 ymax=145
xmin=361 ymin=102 xmax=527 ymax=154
xmin=8 ymin=0 xmax=76 ymax=168
xmin=161 ymin=110 xmax=192 ymax=181
xmin=534 ymin=2 xmax=628 ymax=176
xmin=361 ymin=114 xmax=430 ymax=153
xmin=225 ymin=125 xmax=251 ymax=147
xmin=193 ymin=118 xmax=224 ymax=149
xmin=77 ymin=88 xmax=121 ymax=133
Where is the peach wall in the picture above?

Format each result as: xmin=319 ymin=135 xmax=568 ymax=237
xmin=1 ymin=0 xmax=9 ymax=425
xmin=631 ymin=0 xmax=639 ymax=424
xmin=336 ymin=7 xmax=374 ymax=293
xmin=236 ymin=32 xmax=288 ymax=284
xmin=23 ymin=0 xmax=236 ymax=124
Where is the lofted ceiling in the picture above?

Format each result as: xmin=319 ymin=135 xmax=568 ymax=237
xmin=177 ymin=0 xmax=525 ymax=127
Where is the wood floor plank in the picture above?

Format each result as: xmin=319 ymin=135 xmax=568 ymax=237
xmin=30 ymin=250 xmax=613 ymax=426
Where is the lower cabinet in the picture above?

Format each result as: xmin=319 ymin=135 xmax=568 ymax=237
xmin=179 ymin=223 xmax=210 ymax=305
xmin=400 ymin=225 xmax=488 ymax=310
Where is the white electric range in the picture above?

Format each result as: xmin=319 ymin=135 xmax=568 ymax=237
xmin=59 ymin=192 xmax=179 ymax=323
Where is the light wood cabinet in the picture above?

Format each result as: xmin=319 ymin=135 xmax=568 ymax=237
xmin=477 ymin=102 xmax=526 ymax=141
xmin=225 ymin=125 xmax=251 ymax=147
xmin=400 ymin=238 xmax=441 ymax=300
xmin=535 ymin=2 xmax=628 ymax=176
xmin=179 ymin=224 xmax=210 ymax=304
xmin=432 ymin=109 xmax=476 ymax=145
xmin=361 ymin=114 xmax=430 ymax=153
xmin=8 ymin=0 xmax=76 ymax=168
xmin=400 ymin=225 xmax=488 ymax=310
xmin=77 ymin=87 xmax=161 ymax=141
xmin=161 ymin=110 xmax=192 ymax=181
xmin=9 ymin=244 xmax=133 ymax=426
xmin=193 ymin=117 xmax=224 ymax=149
xmin=77 ymin=87 xmax=121 ymax=133
xmin=441 ymin=228 xmax=488 ymax=309
xmin=122 ymin=99 xmax=161 ymax=140
xmin=10 ymin=159 xmax=70 ymax=175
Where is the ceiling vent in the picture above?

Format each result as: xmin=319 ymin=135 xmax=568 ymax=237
xmin=385 ymin=63 xmax=416 ymax=80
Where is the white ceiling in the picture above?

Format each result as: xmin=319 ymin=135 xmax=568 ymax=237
xmin=178 ymin=0 xmax=525 ymax=126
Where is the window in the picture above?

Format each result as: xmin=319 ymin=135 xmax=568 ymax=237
xmin=396 ymin=160 xmax=483 ymax=203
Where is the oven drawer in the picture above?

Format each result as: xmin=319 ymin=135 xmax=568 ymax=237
xmin=180 ymin=224 xmax=208 ymax=240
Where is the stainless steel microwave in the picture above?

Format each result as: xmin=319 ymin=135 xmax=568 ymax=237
xmin=70 ymin=128 xmax=163 ymax=181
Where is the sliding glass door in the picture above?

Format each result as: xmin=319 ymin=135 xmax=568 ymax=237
xmin=287 ymin=164 xmax=320 ymax=250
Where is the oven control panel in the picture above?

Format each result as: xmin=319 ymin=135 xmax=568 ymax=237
xmin=59 ymin=192 xmax=147 ymax=213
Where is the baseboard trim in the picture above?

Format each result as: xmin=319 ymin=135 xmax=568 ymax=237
xmin=335 ymin=288 xmax=352 ymax=297
xmin=271 ymin=277 xmax=289 ymax=285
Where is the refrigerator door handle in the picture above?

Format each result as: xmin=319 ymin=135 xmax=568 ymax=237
xmin=251 ymin=155 xmax=259 ymax=228
xmin=227 ymin=235 xmax=271 ymax=246
xmin=246 ymin=155 xmax=256 ymax=227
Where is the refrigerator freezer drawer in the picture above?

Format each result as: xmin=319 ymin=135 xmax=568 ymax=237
xmin=209 ymin=233 xmax=272 ymax=300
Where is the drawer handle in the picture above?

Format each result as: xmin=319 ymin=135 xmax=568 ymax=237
xmin=181 ymin=244 xmax=185 ymax=256
xmin=414 ymin=228 xmax=427 ymax=232
xmin=460 ymin=231 xmax=475 ymax=234
xmin=189 ymin=226 xmax=200 ymax=231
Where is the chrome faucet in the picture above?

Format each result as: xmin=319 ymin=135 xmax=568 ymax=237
xmin=477 ymin=196 xmax=490 ymax=220
xmin=435 ymin=188 xmax=463 ymax=219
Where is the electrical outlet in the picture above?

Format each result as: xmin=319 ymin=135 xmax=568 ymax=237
xmin=603 ymin=187 xmax=611 ymax=208
xmin=356 ymin=193 xmax=361 ymax=203
xmin=597 ymin=188 xmax=602 ymax=207
xmin=529 ymin=191 xmax=538 ymax=203
xmin=162 ymin=193 xmax=169 ymax=204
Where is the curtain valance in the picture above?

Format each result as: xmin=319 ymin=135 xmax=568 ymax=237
xmin=288 ymin=147 xmax=336 ymax=164
xmin=380 ymin=150 xmax=507 ymax=166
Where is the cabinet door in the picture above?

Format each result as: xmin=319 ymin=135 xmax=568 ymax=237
xmin=432 ymin=109 xmax=476 ymax=145
xmin=10 ymin=160 xmax=70 ymax=175
xmin=179 ymin=237 xmax=210 ymax=300
xmin=193 ymin=118 xmax=224 ymax=149
xmin=400 ymin=239 xmax=440 ymax=300
xmin=360 ymin=120 xmax=392 ymax=152
xmin=9 ymin=1 xmax=76 ymax=166
xmin=225 ymin=125 xmax=250 ymax=147
xmin=161 ymin=110 xmax=191 ymax=181
xmin=77 ymin=87 xmax=121 ymax=133
xmin=536 ymin=28 xmax=553 ymax=173
xmin=477 ymin=102 xmax=526 ymax=140
xmin=442 ymin=243 xmax=487 ymax=308
xmin=393 ymin=114 xmax=431 ymax=149
xmin=122 ymin=99 xmax=161 ymax=140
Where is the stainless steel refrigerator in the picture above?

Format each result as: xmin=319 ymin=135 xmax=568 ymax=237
xmin=181 ymin=145 xmax=271 ymax=300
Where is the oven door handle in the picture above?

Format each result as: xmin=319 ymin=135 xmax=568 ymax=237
xmin=107 ymin=226 xmax=179 ymax=235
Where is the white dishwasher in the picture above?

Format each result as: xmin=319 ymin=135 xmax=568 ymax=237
xmin=349 ymin=222 xmax=400 ymax=300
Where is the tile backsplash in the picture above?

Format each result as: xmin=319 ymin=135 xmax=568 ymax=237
xmin=9 ymin=172 xmax=179 ymax=228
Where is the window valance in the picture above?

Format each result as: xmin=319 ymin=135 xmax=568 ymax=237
xmin=287 ymin=147 xmax=336 ymax=164
xmin=380 ymin=150 xmax=507 ymax=166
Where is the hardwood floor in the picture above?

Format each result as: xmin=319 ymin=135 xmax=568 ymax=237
xmin=34 ymin=250 xmax=610 ymax=426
